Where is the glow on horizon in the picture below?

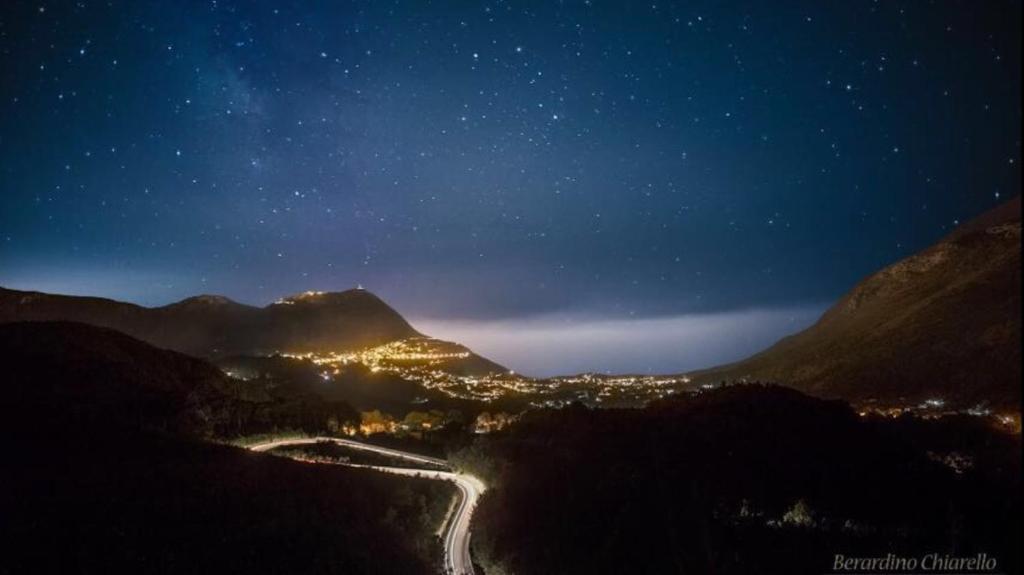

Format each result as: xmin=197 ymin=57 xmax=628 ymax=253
xmin=1 ymin=268 xmax=825 ymax=378
xmin=413 ymin=306 xmax=825 ymax=378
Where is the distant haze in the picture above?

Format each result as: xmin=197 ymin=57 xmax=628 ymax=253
xmin=414 ymin=306 xmax=825 ymax=377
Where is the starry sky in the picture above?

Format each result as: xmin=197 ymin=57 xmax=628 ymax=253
xmin=0 ymin=1 xmax=1020 ymax=373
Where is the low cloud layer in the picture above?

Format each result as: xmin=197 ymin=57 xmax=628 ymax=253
xmin=413 ymin=305 xmax=826 ymax=377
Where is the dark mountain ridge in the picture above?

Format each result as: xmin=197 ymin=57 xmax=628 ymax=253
xmin=690 ymin=197 xmax=1021 ymax=409
xmin=460 ymin=384 xmax=1020 ymax=575
xmin=0 ymin=286 xmax=421 ymax=357
xmin=0 ymin=320 xmax=447 ymax=574
xmin=0 ymin=320 xmax=363 ymax=438
xmin=0 ymin=320 xmax=239 ymax=436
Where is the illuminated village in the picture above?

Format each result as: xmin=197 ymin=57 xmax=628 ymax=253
xmin=281 ymin=336 xmax=693 ymax=408
xmin=273 ymin=335 xmax=1022 ymax=438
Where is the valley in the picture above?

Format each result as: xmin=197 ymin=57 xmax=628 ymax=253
xmin=2 ymin=2 xmax=1019 ymax=573
xmin=1 ymin=199 xmax=1019 ymax=574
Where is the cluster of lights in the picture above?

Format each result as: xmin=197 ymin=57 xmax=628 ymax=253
xmin=283 ymin=337 xmax=694 ymax=406
xmin=284 ymin=337 xmax=471 ymax=370
xmin=855 ymin=397 xmax=1020 ymax=432
xmin=272 ymin=290 xmax=327 ymax=305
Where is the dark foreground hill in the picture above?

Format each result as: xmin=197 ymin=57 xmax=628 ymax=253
xmin=0 ymin=321 xmax=361 ymax=437
xmin=454 ymin=385 xmax=1020 ymax=575
xmin=1 ymin=429 xmax=451 ymax=575
xmin=0 ymin=321 xmax=451 ymax=574
xmin=1 ymin=320 xmax=240 ymax=436
xmin=691 ymin=197 xmax=1021 ymax=409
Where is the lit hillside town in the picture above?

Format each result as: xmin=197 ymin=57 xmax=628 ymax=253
xmin=274 ymin=336 xmax=1022 ymax=436
xmin=280 ymin=336 xmax=693 ymax=407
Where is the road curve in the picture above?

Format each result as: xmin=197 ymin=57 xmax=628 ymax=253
xmin=247 ymin=436 xmax=484 ymax=575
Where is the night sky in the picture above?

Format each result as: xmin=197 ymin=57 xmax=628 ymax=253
xmin=0 ymin=1 xmax=1020 ymax=374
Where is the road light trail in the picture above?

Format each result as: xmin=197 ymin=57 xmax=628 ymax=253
xmin=246 ymin=436 xmax=484 ymax=575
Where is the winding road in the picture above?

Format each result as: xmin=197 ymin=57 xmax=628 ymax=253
xmin=248 ymin=436 xmax=485 ymax=575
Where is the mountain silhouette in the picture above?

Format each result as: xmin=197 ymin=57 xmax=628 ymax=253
xmin=691 ymin=197 xmax=1021 ymax=409
xmin=0 ymin=287 xmax=422 ymax=356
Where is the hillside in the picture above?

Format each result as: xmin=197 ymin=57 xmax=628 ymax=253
xmin=0 ymin=320 xmax=243 ymax=436
xmin=0 ymin=320 xmax=451 ymax=574
xmin=0 ymin=287 xmax=420 ymax=356
xmin=690 ymin=197 xmax=1021 ymax=409
xmin=0 ymin=321 xmax=361 ymax=438
xmin=457 ymin=385 xmax=1020 ymax=575
xmin=0 ymin=287 xmax=509 ymax=378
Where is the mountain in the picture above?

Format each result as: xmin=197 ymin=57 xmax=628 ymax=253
xmin=690 ymin=197 xmax=1021 ymax=409
xmin=0 ymin=287 xmax=423 ymax=357
xmin=459 ymin=385 xmax=1020 ymax=575
xmin=0 ymin=320 xmax=242 ymax=436
xmin=260 ymin=289 xmax=422 ymax=352
xmin=0 ymin=321 xmax=448 ymax=574
xmin=0 ymin=320 xmax=363 ymax=437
